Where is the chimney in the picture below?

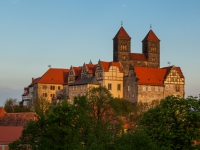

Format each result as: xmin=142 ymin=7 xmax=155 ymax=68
xmin=32 ymin=78 xmax=34 ymax=83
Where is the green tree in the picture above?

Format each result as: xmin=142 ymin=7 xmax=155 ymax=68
xmin=4 ymin=98 xmax=30 ymax=112
xmin=138 ymin=96 xmax=200 ymax=150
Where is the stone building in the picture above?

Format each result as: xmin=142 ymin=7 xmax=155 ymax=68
xmin=22 ymin=25 xmax=185 ymax=105
xmin=113 ymin=26 xmax=160 ymax=75
xmin=68 ymin=60 xmax=124 ymax=102
xmin=22 ymin=68 xmax=69 ymax=105
xmin=124 ymin=65 xmax=185 ymax=103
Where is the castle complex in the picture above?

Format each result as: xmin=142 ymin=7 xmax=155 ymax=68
xmin=22 ymin=26 xmax=185 ymax=105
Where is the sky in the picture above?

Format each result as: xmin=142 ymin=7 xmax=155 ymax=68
xmin=0 ymin=0 xmax=200 ymax=106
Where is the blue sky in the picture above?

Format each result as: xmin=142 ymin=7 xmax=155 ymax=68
xmin=0 ymin=0 xmax=200 ymax=106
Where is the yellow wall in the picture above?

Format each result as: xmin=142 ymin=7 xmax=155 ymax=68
xmin=102 ymin=66 xmax=123 ymax=98
xmin=37 ymin=83 xmax=64 ymax=102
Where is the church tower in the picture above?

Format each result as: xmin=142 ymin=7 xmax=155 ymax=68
xmin=113 ymin=26 xmax=131 ymax=63
xmin=142 ymin=29 xmax=160 ymax=68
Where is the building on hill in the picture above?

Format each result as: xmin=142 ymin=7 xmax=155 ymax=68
xmin=68 ymin=60 xmax=124 ymax=102
xmin=22 ymin=68 xmax=69 ymax=105
xmin=113 ymin=26 xmax=160 ymax=76
xmin=22 ymin=25 xmax=185 ymax=104
xmin=124 ymin=65 xmax=185 ymax=103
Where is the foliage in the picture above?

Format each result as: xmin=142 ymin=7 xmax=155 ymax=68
xmin=110 ymin=129 xmax=159 ymax=150
xmin=138 ymin=96 xmax=200 ymax=150
xmin=4 ymin=98 xmax=30 ymax=113
xmin=9 ymin=87 xmax=122 ymax=150
xmin=33 ymin=97 xmax=51 ymax=116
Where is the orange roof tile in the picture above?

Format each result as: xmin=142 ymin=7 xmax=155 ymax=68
xmin=86 ymin=64 xmax=97 ymax=74
xmin=142 ymin=29 xmax=160 ymax=42
xmin=100 ymin=61 xmax=123 ymax=73
xmin=0 ymin=126 xmax=23 ymax=144
xmin=38 ymin=68 xmax=70 ymax=85
xmin=113 ymin=27 xmax=131 ymax=39
xmin=72 ymin=67 xmax=82 ymax=76
xmin=134 ymin=67 xmax=167 ymax=86
xmin=130 ymin=53 xmax=147 ymax=61
xmin=0 ymin=107 xmax=6 ymax=118
xmin=0 ymin=112 xmax=36 ymax=126
xmin=162 ymin=66 xmax=184 ymax=78
xmin=28 ymin=77 xmax=41 ymax=87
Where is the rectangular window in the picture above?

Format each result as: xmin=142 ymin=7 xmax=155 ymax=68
xmin=43 ymin=85 xmax=47 ymax=90
xmin=73 ymin=86 xmax=74 ymax=90
xmin=155 ymin=86 xmax=158 ymax=91
xmin=81 ymin=85 xmax=82 ymax=90
xmin=176 ymin=85 xmax=180 ymax=92
xmin=117 ymin=84 xmax=121 ymax=91
xmin=165 ymin=85 xmax=169 ymax=90
xmin=142 ymin=86 xmax=146 ymax=91
xmin=170 ymin=85 xmax=173 ymax=90
xmin=50 ymin=94 xmax=55 ymax=98
xmin=128 ymin=86 xmax=130 ymax=91
xmin=43 ymin=93 xmax=47 ymax=97
xmin=148 ymin=86 xmax=151 ymax=91
xmin=160 ymin=87 xmax=164 ymax=92
xmin=50 ymin=86 xmax=55 ymax=90
xmin=75 ymin=86 xmax=77 ymax=90
xmin=58 ymin=86 xmax=60 ymax=90
xmin=83 ymin=85 xmax=86 ymax=90
xmin=108 ymin=84 xmax=112 ymax=90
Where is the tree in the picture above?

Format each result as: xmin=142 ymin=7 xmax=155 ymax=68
xmin=33 ymin=97 xmax=51 ymax=116
xmin=138 ymin=96 xmax=200 ymax=150
xmin=4 ymin=98 xmax=30 ymax=113
xmin=110 ymin=128 xmax=159 ymax=150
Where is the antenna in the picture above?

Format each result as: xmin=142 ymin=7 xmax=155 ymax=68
xmin=167 ymin=62 xmax=170 ymax=66
xmin=48 ymin=65 xmax=51 ymax=68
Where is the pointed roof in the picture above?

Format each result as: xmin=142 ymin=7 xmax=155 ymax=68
xmin=85 ymin=64 xmax=97 ymax=74
xmin=113 ymin=27 xmax=131 ymax=39
xmin=134 ymin=67 xmax=167 ymax=86
xmin=162 ymin=66 xmax=184 ymax=78
xmin=100 ymin=61 xmax=123 ymax=73
xmin=29 ymin=68 xmax=70 ymax=86
xmin=142 ymin=29 xmax=160 ymax=42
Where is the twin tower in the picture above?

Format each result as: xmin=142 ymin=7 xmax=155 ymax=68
xmin=113 ymin=26 xmax=160 ymax=75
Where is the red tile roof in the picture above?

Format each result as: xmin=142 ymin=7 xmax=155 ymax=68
xmin=0 ymin=126 xmax=23 ymax=144
xmin=133 ymin=66 xmax=184 ymax=85
xmin=113 ymin=27 xmax=131 ymax=39
xmin=29 ymin=68 xmax=70 ymax=86
xmin=72 ymin=67 xmax=82 ymax=77
xmin=100 ymin=61 xmax=123 ymax=73
xmin=134 ymin=67 xmax=167 ymax=86
xmin=142 ymin=29 xmax=160 ymax=42
xmin=0 ymin=112 xmax=36 ymax=126
xmin=0 ymin=108 xmax=6 ymax=118
xmin=86 ymin=64 xmax=97 ymax=74
xmin=162 ymin=66 xmax=184 ymax=78
xmin=130 ymin=53 xmax=147 ymax=61
xmin=22 ymin=87 xmax=29 ymax=96
xmin=28 ymin=77 xmax=41 ymax=87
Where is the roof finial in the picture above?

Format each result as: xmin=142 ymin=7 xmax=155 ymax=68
xmin=150 ymin=24 xmax=152 ymax=29
xmin=121 ymin=21 xmax=123 ymax=26
xmin=167 ymin=62 xmax=170 ymax=66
